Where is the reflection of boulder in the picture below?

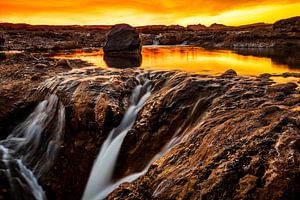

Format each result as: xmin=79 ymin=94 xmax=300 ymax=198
xmin=104 ymin=54 xmax=142 ymax=68
xmin=103 ymin=24 xmax=141 ymax=54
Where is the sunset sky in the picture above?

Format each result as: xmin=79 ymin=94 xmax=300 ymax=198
xmin=0 ymin=0 xmax=299 ymax=26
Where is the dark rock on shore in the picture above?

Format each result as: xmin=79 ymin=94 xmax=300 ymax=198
xmin=0 ymin=34 xmax=4 ymax=50
xmin=55 ymin=59 xmax=72 ymax=69
xmin=221 ymin=69 xmax=238 ymax=78
xmin=0 ymin=53 xmax=6 ymax=60
xmin=103 ymin=24 xmax=141 ymax=54
xmin=0 ymin=35 xmax=4 ymax=46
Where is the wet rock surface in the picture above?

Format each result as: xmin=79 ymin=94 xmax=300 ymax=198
xmin=0 ymin=52 xmax=91 ymax=135
xmin=0 ymin=50 xmax=299 ymax=199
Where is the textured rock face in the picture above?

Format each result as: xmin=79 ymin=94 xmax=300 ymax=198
xmin=1 ymin=59 xmax=300 ymax=200
xmin=107 ymin=73 xmax=300 ymax=200
xmin=273 ymin=16 xmax=300 ymax=32
xmin=103 ymin=24 xmax=141 ymax=54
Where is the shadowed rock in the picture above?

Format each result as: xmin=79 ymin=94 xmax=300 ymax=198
xmin=103 ymin=24 xmax=141 ymax=54
xmin=0 ymin=53 xmax=6 ymax=61
xmin=0 ymin=35 xmax=4 ymax=50
xmin=55 ymin=59 xmax=72 ymax=69
xmin=0 ymin=35 xmax=4 ymax=46
xmin=104 ymin=53 xmax=142 ymax=68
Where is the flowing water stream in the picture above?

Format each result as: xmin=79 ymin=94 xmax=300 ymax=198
xmin=0 ymin=94 xmax=65 ymax=200
xmin=82 ymin=80 xmax=151 ymax=200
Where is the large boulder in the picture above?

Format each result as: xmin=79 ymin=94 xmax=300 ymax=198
xmin=103 ymin=24 xmax=141 ymax=54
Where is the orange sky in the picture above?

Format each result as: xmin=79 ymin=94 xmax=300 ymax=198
xmin=0 ymin=0 xmax=300 ymax=26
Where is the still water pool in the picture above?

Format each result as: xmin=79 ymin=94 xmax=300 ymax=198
xmin=53 ymin=46 xmax=300 ymax=76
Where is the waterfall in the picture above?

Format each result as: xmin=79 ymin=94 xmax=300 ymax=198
xmin=82 ymin=81 xmax=151 ymax=200
xmin=0 ymin=94 xmax=65 ymax=200
xmin=153 ymin=34 xmax=162 ymax=45
xmin=93 ymin=136 xmax=178 ymax=200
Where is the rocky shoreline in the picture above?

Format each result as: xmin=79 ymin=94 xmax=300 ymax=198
xmin=1 ymin=17 xmax=299 ymax=51
xmin=0 ymin=17 xmax=300 ymax=200
xmin=0 ymin=49 xmax=299 ymax=199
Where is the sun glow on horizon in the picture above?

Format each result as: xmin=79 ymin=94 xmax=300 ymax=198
xmin=0 ymin=0 xmax=299 ymax=26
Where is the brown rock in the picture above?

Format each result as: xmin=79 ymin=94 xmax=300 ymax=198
xmin=0 ymin=53 xmax=6 ymax=60
xmin=31 ymin=75 xmax=39 ymax=81
xmin=55 ymin=59 xmax=72 ymax=69
xmin=103 ymin=24 xmax=141 ymax=54
xmin=267 ymin=82 xmax=297 ymax=94
xmin=35 ymin=63 xmax=48 ymax=69
xmin=221 ymin=69 xmax=238 ymax=78
xmin=273 ymin=16 xmax=300 ymax=32
xmin=1 ymin=65 xmax=300 ymax=200
xmin=0 ymin=35 xmax=4 ymax=46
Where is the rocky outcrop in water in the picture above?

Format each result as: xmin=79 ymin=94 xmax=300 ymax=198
xmin=103 ymin=24 xmax=141 ymax=54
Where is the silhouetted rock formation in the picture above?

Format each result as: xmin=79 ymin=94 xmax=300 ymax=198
xmin=103 ymin=24 xmax=141 ymax=54
xmin=187 ymin=24 xmax=207 ymax=31
xmin=104 ymin=53 xmax=142 ymax=68
xmin=209 ymin=23 xmax=229 ymax=29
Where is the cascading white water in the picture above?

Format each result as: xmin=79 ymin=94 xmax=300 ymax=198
xmin=153 ymin=33 xmax=162 ymax=45
xmin=0 ymin=94 xmax=65 ymax=200
xmin=82 ymin=81 xmax=151 ymax=200
xmin=93 ymin=136 xmax=178 ymax=200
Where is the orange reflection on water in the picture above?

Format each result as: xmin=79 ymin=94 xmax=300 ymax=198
xmin=54 ymin=50 xmax=108 ymax=69
xmin=53 ymin=46 xmax=300 ymax=76
xmin=271 ymin=77 xmax=300 ymax=85
xmin=141 ymin=47 xmax=300 ymax=75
